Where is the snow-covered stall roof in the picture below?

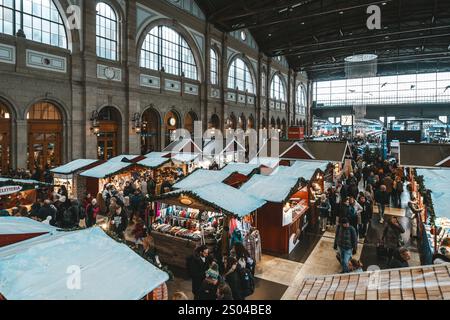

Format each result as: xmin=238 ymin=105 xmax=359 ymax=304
xmin=145 ymin=152 xmax=170 ymax=158
xmin=0 ymin=217 xmax=58 ymax=235
xmin=162 ymin=183 xmax=266 ymax=217
xmin=271 ymin=160 xmax=329 ymax=179
xmin=171 ymin=152 xmax=200 ymax=163
xmin=80 ymin=161 xmax=133 ymax=179
xmin=248 ymin=157 xmax=280 ymax=169
xmin=108 ymin=155 xmax=140 ymax=163
xmin=173 ymin=169 xmax=232 ymax=190
xmin=240 ymin=174 xmax=300 ymax=203
xmin=0 ymin=178 xmax=48 ymax=186
xmin=0 ymin=227 xmax=169 ymax=300
xmin=417 ymin=168 xmax=450 ymax=219
xmin=137 ymin=157 xmax=170 ymax=169
xmin=221 ymin=163 xmax=261 ymax=176
xmin=50 ymin=159 xmax=98 ymax=175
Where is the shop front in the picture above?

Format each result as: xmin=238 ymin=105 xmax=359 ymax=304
xmin=0 ymin=178 xmax=51 ymax=211
xmin=0 ymin=102 xmax=11 ymax=175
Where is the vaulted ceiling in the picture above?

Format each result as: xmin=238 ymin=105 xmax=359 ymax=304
xmin=195 ymin=0 xmax=450 ymax=80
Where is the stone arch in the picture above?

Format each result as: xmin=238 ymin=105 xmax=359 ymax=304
xmin=210 ymin=114 xmax=220 ymax=129
xmin=136 ymin=18 xmax=204 ymax=82
xmin=184 ymin=110 xmax=198 ymax=135
xmin=141 ymin=105 xmax=162 ymax=153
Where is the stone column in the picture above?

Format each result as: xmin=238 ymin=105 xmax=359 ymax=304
xmin=16 ymin=120 xmax=28 ymax=169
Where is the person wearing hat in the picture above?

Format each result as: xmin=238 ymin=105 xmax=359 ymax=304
xmin=198 ymin=261 xmax=220 ymax=300
xmin=334 ymin=217 xmax=358 ymax=273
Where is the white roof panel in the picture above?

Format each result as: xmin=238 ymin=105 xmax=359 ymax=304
xmin=50 ymin=159 xmax=98 ymax=174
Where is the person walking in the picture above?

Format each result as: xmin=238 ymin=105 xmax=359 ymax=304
xmin=319 ymin=194 xmax=331 ymax=232
xmin=334 ymin=218 xmax=358 ymax=273
xmin=382 ymin=216 xmax=405 ymax=264
xmin=358 ymin=195 xmax=373 ymax=238
xmin=188 ymin=245 xmax=210 ymax=300
xmin=375 ymin=185 xmax=389 ymax=224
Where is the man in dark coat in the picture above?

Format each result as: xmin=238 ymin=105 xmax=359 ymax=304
xmin=189 ymin=245 xmax=210 ymax=300
xmin=38 ymin=200 xmax=57 ymax=223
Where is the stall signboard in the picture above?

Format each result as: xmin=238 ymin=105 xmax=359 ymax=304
xmin=0 ymin=185 xmax=22 ymax=196
xmin=288 ymin=127 xmax=305 ymax=140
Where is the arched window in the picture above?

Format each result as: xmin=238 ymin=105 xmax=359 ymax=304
xmin=297 ymin=84 xmax=307 ymax=114
xmin=96 ymin=2 xmax=118 ymax=60
xmin=0 ymin=0 xmax=67 ymax=48
xmin=270 ymin=74 xmax=286 ymax=102
xmin=210 ymin=48 xmax=218 ymax=85
xmin=228 ymin=57 xmax=255 ymax=94
xmin=27 ymin=102 xmax=62 ymax=120
xmin=140 ymin=26 xmax=198 ymax=80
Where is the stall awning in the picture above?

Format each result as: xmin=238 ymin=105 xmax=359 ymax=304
xmin=0 ymin=217 xmax=58 ymax=235
xmin=417 ymin=168 xmax=450 ymax=219
xmin=400 ymin=143 xmax=450 ymax=168
xmin=108 ymin=155 xmax=141 ymax=163
xmin=0 ymin=227 xmax=169 ymax=300
xmin=0 ymin=178 xmax=50 ymax=193
xmin=271 ymin=160 xmax=329 ymax=180
xmin=137 ymin=157 xmax=171 ymax=169
xmin=80 ymin=161 xmax=133 ymax=179
xmin=221 ymin=163 xmax=261 ymax=176
xmin=240 ymin=174 xmax=300 ymax=203
xmin=291 ymin=263 xmax=450 ymax=300
xmin=158 ymin=183 xmax=266 ymax=217
xmin=50 ymin=159 xmax=99 ymax=175
xmin=173 ymin=169 xmax=232 ymax=190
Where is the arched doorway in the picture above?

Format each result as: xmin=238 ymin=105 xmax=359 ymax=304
xmin=0 ymin=102 xmax=11 ymax=175
xmin=27 ymin=102 xmax=63 ymax=171
xmin=227 ymin=113 xmax=237 ymax=130
xmin=248 ymin=115 xmax=255 ymax=130
xmin=270 ymin=117 xmax=276 ymax=129
xmin=164 ymin=110 xmax=181 ymax=146
xmin=184 ymin=111 xmax=198 ymax=136
xmin=261 ymin=118 xmax=267 ymax=129
xmin=141 ymin=108 xmax=161 ymax=154
xmin=96 ymin=106 xmax=122 ymax=161
xmin=210 ymin=114 xmax=220 ymax=129
xmin=238 ymin=114 xmax=246 ymax=131
xmin=276 ymin=118 xmax=281 ymax=130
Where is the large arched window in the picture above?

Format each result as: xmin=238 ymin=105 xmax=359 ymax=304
xmin=96 ymin=2 xmax=118 ymax=60
xmin=0 ymin=0 xmax=67 ymax=48
xmin=140 ymin=25 xmax=198 ymax=80
xmin=270 ymin=74 xmax=286 ymax=102
xmin=297 ymin=84 xmax=307 ymax=114
xmin=210 ymin=48 xmax=218 ymax=85
xmin=228 ymin=57 xmax=255 ymax=94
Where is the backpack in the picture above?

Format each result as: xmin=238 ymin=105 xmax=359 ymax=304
xmin=63 ymin=207 xmax=74 ymax=225
xmin=239 ymin=268 xmax=255 ymax=297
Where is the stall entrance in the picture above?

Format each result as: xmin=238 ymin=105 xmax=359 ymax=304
xmin=164 ymin=111 xmax=180 ymax=147
xmin=141 ymin=108 xmax=161 ymax=154
xmin=0 ymin=103 xmax=11 ymax=175
xmin=97 ymin=107 xmax=121 ymax=161
xmin=27 ymin=102 xmax=63 ymax=172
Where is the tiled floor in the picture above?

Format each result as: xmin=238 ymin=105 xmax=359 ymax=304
xmin=255 ymin=255 xmax=303 ymax=286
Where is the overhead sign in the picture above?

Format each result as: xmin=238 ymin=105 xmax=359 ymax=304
xmin=0 ymin=185 xmax=23 ymax=196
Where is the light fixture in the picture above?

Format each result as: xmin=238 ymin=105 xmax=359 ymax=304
xmin=132 ymin=112 xmax=142 ymax=134
xmin=180 ymin=195 xmax=193 ymax=206
xmin=90 ymin=110 xmax=100 ymax=135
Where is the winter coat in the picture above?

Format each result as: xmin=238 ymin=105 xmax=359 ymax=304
xmin=382 ymin=221 xmax=405 ymax=249
xmin=375 ymin=190 xmax=389 ymax=205
xmin=189 ymin=255 xmax=210 ymax=296
xmin=334 ymin=225 xmax=358 ymax=251
xmin=225 ymin=270 xmax=244 ymax=300
xmin=319 ymin=200 xmax=331 ymax=218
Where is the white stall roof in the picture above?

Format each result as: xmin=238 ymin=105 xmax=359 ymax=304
xmin=137 ymin=157 xmax=170 ymax=169
xmin=0 ymin=227 xmax=169 ymax=300
xmin=166 ymin=183 xmax=266 ymax=217
xmin=249 ymin=157 xmax=280 ymax=169
xmin=0 ymin=217 xmax=58 ymax=235
xmin=80 ymin=161 xmax=132 ymax=179
xmin=221 ymin=163 xmax=260 ymax=176
xmin=50 ymin=159 xmax=98 ymax=174
xmin=173 ymin=169 xmax=231 ymax=190
xmin=240 ymin=174 xmax=300 ymax=203
xmin=272 ymin=160 xmax=329 ymax=179
xmin=0 ymin=178 xmax=46 ymax=185
xmin=108 ymin=155 xmax=140 ymax=163
xmin=417 ymin=168 xmax=450 ymax=219
xmin=144 ymin=152 xmax=170 ymax=158
xmin=171 ymin=153 xmax=200 ymax=163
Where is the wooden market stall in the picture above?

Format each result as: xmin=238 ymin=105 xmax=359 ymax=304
xmin=0 ymin=227 xmax=169 ymax=300
xmin=0 ymin=216 xmax=57 ymax=247
xmin=399 ymin=143 xmax=450 ymax=168
xmin=50 ymin=159 xmax=102 ymax=200
xmin=240 ymin=160 xmax=328 ymax=255
xmin=0 ymin=177 xmax=51 ymax=211
xmin=150 ymin=182 xmax=266 ymax=269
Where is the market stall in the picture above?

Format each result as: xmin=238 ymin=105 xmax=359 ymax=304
xmin=80 ymin=159 xmax=146 ymax=196
xmin=0 ymin=178 xmax=51 ymax=211
xmin=416 ymin=168 xmax=450 ymax=264
xmin=240 ymin=161 xmax=327 ymax=255
xmin=50 ymin=159 xmax=101 ymax=199
xmin=150 ymin=183 xmax=266 ymax=269
xmin=0 ymin=217 xmax=58 ymax=247
xmin=0 ymin=227 xmax=169 ymax=300
xmin=201 ymin=138 xmax=246 ymax=168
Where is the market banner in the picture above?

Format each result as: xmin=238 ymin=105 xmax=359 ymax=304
xmin=0 ymin=185 xmax=22 ymax=196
